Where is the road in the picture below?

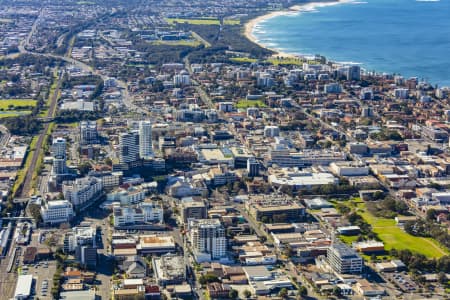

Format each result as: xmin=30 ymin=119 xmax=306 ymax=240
xmin=18 ymin=18 xmax=146 ymax=115
xmin=301 ymin=108 xmax=356 ymax=143
xmin=235 ymin=204 xmax=270 ymax=241
xmin=184 ymin=56 xmax=214 ymax=109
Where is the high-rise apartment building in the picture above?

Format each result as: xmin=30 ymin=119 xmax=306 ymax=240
xmin=139 ymin=121 xmax=153 ymax=159
xmin=80 ymin=121 xmax=98 ymax=145
xmin=188 ymin=219 xmax=226 ymax=262
xmin=119 ymin=131 xmax=140 ymax=164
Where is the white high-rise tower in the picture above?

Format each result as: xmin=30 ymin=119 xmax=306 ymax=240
xmin=139 ymin=121 xmax=153 ymax=159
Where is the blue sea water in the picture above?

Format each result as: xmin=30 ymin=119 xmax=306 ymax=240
xmin=252 ymin=0 xmax=450 ymax=86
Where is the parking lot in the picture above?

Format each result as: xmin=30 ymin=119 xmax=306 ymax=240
xmin=385 ymin=272 xmax=417 ymax=293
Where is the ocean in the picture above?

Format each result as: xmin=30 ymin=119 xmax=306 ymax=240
xmin=252 ymin=0 xmax=450 ymax=86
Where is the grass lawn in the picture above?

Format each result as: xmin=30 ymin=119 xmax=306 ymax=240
xmin=11 ymin=136 xmax=37 ymax=197
xmin=352 ymin=200 xmax=448 ymax=258
xmin=266 ymin=57 xmax=304 ymax=66
xmin=165 ymin=18 xmax=220 ymax=25
xmin=224 ymin=19 xmax=241 ymax=25
xmin=0 ymin=111 xmax=32 ymax=118
xmin=0 ymin=99 xmax=37 ymax=110
xmin=152 ymin=40 xmax=201 ymax=47
xmin=236 ymin=99 xmax=266 ymax=109
xmin=339 ymin=235 xmax=359 ymax=245
xmin=230 ymin=57 xmax=258 ymax=63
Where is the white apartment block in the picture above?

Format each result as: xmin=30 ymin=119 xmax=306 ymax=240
xmin=62 ymin=177 xmax=103 ymax=207
xmin=107 ymin=186 xmax=146 ymax=205
xmin=113 ymin=202 xmax=163 ymax=227
xmin=119 ymin=131 xmax=140 ymax=164
xmin=139 ymin=121 xmax=153 ymax=159
xmin=188 ymin=219 xmax=226 ymax=262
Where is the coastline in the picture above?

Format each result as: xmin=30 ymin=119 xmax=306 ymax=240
xmin=244 ymin=0 xmax=353 ymax=58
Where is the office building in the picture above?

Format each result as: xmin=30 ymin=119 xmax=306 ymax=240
xmin=41 ymin=200 xmax=74 ymax=225
xmin=139 ymin=121 xmax=153 ymax=159
xmin=119 ymin=131 xmax=140 ymax=164
xmin=180 ymin=200 xmax=207 ymax=223
xmin=188 ymin=219 xmax=227 ymax=262
xmin=245 ymin=194 xmax=305 ymax=222
xmin=327 ymin=242 xmax=363 ymax=274
xmin=137 ymin=235 xmax=176 ymax=254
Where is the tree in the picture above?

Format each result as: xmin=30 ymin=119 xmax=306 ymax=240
xmin=426 ymin=209 xmax=437 ymax=221
xmin=243 ymin=289 xmax=251 ymax=298
xmin=198 ymin=274 xmax=219 ymax=285
xmin=105 ymin=157 xmax=113 ymax=166
xmin=28 ymin=203 xmax=42 ymax=223
xmin=298 ymin=286 xmax=308 ymax=298
xmin=332 ymin=286 xmax=341 ymax=297
xmin=279 ymin=288 xmax=288 ymax=298
xmin=228 ymin=289 xmax=238 ymax=299
xmin=78 ymin=161 xmax=92 ymax=176
xmin=438 ymin=272 xmax=447 ymax=284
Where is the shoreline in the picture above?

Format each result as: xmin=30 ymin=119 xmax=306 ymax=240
xmin=244 ymin=0 xmax=353 ymax=58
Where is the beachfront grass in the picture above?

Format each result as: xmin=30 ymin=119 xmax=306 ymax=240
xmin=230 ymin=56 xmax=313 ymax=66
xmin=0 ymin=99 xmax=37 ymax=110
xmin=165 ymin=18 xmax=220 ymax=25
xmin=236 ymin=99 xmax=267 ymax=109
xmin=344 ymin=199 xmax=448 ymax=258
xmin=267 ymin=57 xmax=304 ymax=66
xmin=224 ymin=19 xmax=241 ymax=25
xmin=230 ymin=57 xmax=258 ymax=63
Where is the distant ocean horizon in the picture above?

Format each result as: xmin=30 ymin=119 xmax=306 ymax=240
xmin=252 ymin=0 xmax=450 ymax=87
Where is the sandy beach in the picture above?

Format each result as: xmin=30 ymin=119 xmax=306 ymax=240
xmin=244 ymin=0 xmax=353 ymax=58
